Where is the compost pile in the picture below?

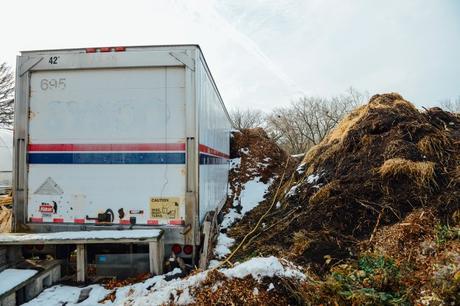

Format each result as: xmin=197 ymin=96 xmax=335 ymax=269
xmin=226 ymin=93 xmax=460 ymax=304
xmin=227 ymin=128 xmax=293 ymax=204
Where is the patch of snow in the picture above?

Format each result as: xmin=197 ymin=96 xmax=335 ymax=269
xmin=276 ymin=201 xmax=281 ymax=209
xmin=238 ymin=177 xmax=271 ymax=215
xmin=253 ymin=287 xmax=259 ymax=295
xmin=213 ymin=176 xmax=272 ymax=264
xmin=0 ymin=230 xmax=162 ymax=243
xmin=214 ymin=234 xmax=235 ymax=259
xmin=306 ymin=173 xmax=319 ymax=184
xmin=23 ymin=284 xmax=109 ymax=306
xmin=296 ymin=163 xmax=306 ymax=175
xmin=291 ymin=153 xmax=305 ymax=158
xmin=240 ymin=147 xmax=249 ymax=155
xmin=222 ymin=256 xmax=305 ymax=281
xmin=229 ymin=158 xmax=241 ymax=169
xmin=220 ymin=208 xmax=241 ymax=229
xmin=286 ymin=184 xmax=298 ymax=197
xmin=305 ymin=171 xmax=324 ymax=189
xmin=0 ymin=269 xmax=38 ymax=295
xmin=267 ymin=283 xmax=275 ymax=291
xmin=25 ymin=269 xmax=182 ymax=306
xmin=208 ymin=260 xmax=220 ymax=269
xmin=123 ymin=271 xmax=209 ymax=305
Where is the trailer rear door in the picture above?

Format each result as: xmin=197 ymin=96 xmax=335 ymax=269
xmin=27 ymin=67 xmax=187 ymax=226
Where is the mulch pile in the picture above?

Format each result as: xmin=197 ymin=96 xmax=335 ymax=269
xmin=225 ymin=93 xmax=460 ymax=303
xmin=227 ymin=128 xmax=293 ymax=206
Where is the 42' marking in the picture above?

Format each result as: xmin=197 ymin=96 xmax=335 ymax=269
xmin=49 ymin=56 xmax=59 ymax=64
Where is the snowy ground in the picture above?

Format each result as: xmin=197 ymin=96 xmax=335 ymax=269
xmin=24 ymin=257 xmax=304 ymax=306
xmin=0 ymin=269 xmax=38 ymax=295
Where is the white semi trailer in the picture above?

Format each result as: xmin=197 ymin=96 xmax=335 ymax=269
xmin=11 ymin=45 xmax=232 ymax=272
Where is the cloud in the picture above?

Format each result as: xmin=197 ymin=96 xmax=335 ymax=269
xmin=1 ymin=0 xmax=459 ymax=110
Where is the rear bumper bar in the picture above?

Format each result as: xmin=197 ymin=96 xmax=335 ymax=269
xmin=23 ymin=223 xmax=187 ymax=245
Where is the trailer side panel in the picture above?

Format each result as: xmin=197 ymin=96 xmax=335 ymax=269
xmin=197 ymin=57 xmax=231 ymax=222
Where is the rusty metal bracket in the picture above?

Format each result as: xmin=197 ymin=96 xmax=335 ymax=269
xmin=181 ymin=223 xmax=192 ymax=235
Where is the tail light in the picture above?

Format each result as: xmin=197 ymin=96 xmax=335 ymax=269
xmin=99 ymin=47 xmax=111 ymax=52
xmin=171 ymin=244 xmax=182 ymax=254
xmin=183 ymin=245 xmax=194 ymax=255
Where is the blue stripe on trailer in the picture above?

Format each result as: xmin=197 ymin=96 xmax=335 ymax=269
xmin=199 ymin=154 xmax=228 ymax=165
xmin=28 ymin=153 xmax=186 ymax=164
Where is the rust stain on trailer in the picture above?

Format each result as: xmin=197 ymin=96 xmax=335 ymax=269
xmin=29 ymin=110 xmax=36 ymax=120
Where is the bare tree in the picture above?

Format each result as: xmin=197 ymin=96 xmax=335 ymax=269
xmin=266 ymin=88 xmax=366 ymax=154
xmin=0 ymin=63 xmax=14 ymax=127
xmin=440 ymin=96 xmax=460 ymax=113
xmin=230 ymin=107 xmax=265 ymax=130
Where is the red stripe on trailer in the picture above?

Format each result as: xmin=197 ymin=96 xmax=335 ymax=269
xmin=74 ymin=219 xmax=85 ymax=224
xmin=119 ymin=220 xmax=131 ymax=225
xmin=28 ymin=143 xmax=186 ymax=152
xmin=147 ymin=220 xmax=159 ymax=225
xmin=53 ymin=218 xmax=64 ymax=223
xmin=199 ymin=144 xmax=229 ymax=159
xmin=169 ymin=219 xmax=184 ymax=225
xmin=30 ymin=217 xmax=43 ymax=223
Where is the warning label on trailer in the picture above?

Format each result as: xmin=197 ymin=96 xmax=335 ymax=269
xmin=149 ymin=197 xmax=180 ymax=219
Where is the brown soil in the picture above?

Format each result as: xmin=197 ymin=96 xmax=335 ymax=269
xmin=190 ymin=270 xmax=289 ymax=306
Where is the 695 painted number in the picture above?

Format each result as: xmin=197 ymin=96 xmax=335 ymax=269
xmin=40 ymin=78 xmax=66 ymax=90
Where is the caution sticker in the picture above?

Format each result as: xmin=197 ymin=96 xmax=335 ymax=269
xmin=149 ymin=197 xmax=180 ymax=219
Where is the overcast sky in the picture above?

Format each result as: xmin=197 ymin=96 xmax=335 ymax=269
xmin=2 ymin=0 xmax=459 ymax=110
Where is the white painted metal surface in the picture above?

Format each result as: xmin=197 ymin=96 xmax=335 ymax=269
xmin=0 ymin=129 xmax=13 ymax=193
xmin=27 ymin=67 xmax=186 ymax=225
xmin=197 ymin=58 xmax=231 ymax=222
